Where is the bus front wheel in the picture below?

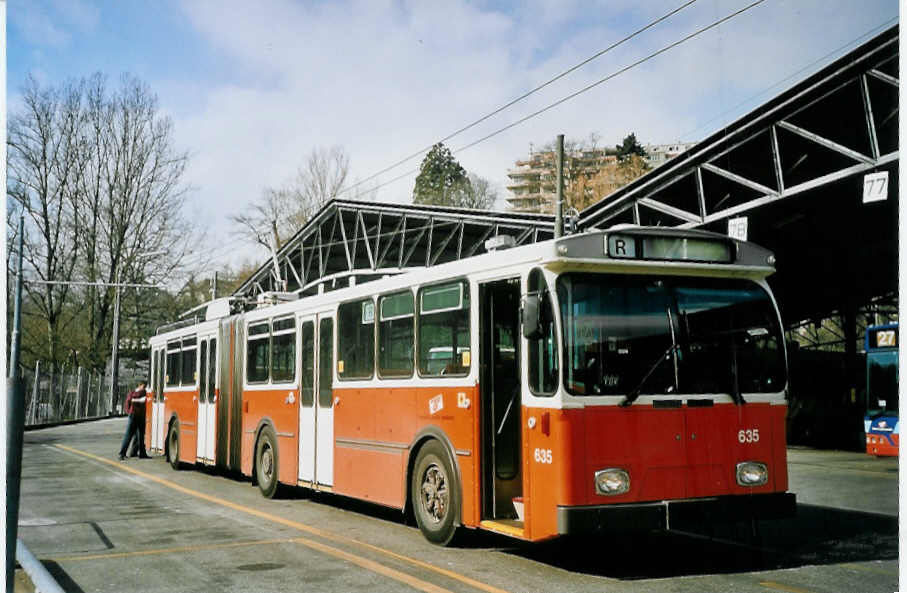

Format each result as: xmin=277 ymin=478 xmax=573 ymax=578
xmin=411 ymin=440 xmax=459 ymax=545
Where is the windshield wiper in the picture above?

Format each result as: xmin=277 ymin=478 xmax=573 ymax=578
xmin=620 ymin=343 xmax=679 ymax=407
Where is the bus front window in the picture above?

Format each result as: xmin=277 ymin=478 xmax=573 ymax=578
xmin=556 ymin=274 xmax=786 ymax=397
xmin=867 ymin=350 xmax=898 ymax=414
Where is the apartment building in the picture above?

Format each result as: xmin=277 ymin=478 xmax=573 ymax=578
xmin=505 ymin=142 xmax=695 ymax=213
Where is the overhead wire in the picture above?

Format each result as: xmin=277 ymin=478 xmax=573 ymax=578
xmin=333 ymin=0 xmax=700 ymax=198
xmin=351 ymin=0 xmax=770 ymax=198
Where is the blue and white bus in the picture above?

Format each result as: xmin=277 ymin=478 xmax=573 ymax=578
xmin=864 ymin=323 xmax=898 ymax=456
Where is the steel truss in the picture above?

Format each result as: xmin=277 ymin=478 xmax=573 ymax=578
xmin=579 ymin=27 xmax=899 ymax=231
xmin=234 ymin=200 xmax=554 ymax=299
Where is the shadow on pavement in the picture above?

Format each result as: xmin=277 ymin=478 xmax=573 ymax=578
xmin=504 ymin=503 xmax=897 ymax=579
xmin=41 ymin=561 xmax=86 ymax=593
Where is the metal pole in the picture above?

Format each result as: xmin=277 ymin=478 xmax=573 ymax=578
xmin=109 ymin=266 xmax=121 ymax=414
xmin=28 ymin=360 xmax=40 ymax=425
xmin=555 ymin=134 xmax=565 ymax=239
xmin=76 ymin=367 xmax=83 ymax=421
xmin=7 ymin=213 xmax=26 ymax=592
xmin=9 ymin=215 xmax=23 ymax=377
xmin=212 ymin=270 xmax=218 ymax=300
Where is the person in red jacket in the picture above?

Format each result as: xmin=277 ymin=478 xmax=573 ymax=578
xmin=118 ymin=381 xmax=150 ymax=461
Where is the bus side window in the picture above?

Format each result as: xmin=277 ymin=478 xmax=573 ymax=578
xmin=247 ymin=321 xmax=270 ymax=383
xmin=271 ymin=317 xmax=296 ymax=383
xmin=527 ymin=269 xmax=558 ymax=396
xmin=166 ymin=341 xmax=181 ymax=387
xmin=418 ymin=280 xmax=470 ymax=377
xmin=378 ymin=291 xmax=414 ymax=378
xmin=181 ymin=336 xmax=197 ymax=386
xmin=338 ymin=299 xmax=375 ymax=380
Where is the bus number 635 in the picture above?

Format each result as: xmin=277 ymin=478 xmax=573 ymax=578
xmin=738 ymin=429 xmax=760 ymax=443
xmin=534 ymin=448 xmax=553 ymax=464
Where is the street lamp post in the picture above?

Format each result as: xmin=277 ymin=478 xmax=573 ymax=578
xmin=109 ymin=250 xmax=166 ymax=414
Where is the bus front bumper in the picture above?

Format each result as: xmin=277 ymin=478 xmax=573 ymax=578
xmin=557 ymin=492 xmax=796 ymax=534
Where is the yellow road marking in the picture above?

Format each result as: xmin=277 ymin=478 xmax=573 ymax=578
xmin=290 ymin=536 xmax=452 ymax=593
xmin=840 ymin=562 xmax=897 ymax=576
xmin=53 ymin=538 xmax=297 ymax=562
xmin=759 ymin=581 xmax=816 ymax=593
xmin=54 ymin=445 xmax=510 ymax=593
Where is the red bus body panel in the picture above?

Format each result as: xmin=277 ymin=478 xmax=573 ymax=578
xmin=332 ymin=384 xmax=481 ymax=525
xmin=241 ymin=387 xmax=301 ymax=483
xmin=164 ymin=390 xmax=199 ymax=464
xmin=523 ymin=402 xmax=788 ymax=541
xmin=866 ymin=433 xmax=899 ymax=456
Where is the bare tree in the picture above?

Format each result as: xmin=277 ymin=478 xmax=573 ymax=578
xmin=231 ymin=146 xmax=349 ymax=250
xmin=458 ymin=173 xmax=498 ymax=210
xmin=7 ymin=77 xmax=87 ymax=372
xmin=87 ymin=74 xmax=197 ymax=368
xmin=7 ymin=73 xmax=197 ymax=373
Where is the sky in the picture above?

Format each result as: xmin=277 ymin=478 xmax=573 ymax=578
xmin=7 ymin=0 xmax=900 ymax=268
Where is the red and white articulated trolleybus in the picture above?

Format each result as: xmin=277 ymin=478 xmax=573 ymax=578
xmin=146 ymin=226 xmax=796 ymax=544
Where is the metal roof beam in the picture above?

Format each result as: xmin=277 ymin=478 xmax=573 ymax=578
xmin=776 ymin=120 xmax=875 ymax=165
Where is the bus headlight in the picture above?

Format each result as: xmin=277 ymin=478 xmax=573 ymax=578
xmin=594 ymin=468 xmax=630 ymax=495
xmin=736 ymin=462 xmax=768 ymax=486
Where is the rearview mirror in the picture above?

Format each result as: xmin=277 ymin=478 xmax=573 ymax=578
xmin=522 ymin=294 xmax=542 ymax=339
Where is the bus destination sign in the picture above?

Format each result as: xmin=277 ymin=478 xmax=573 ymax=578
xmin=606 ymin=234 xmax=732 ymax=264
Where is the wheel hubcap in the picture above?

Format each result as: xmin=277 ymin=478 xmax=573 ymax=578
xmin=420 ymin=463 xmax=448 ymax=523
xmin=261 ymin=444 xmax=274 ymax=481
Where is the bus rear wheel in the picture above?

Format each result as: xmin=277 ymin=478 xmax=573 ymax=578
xmin=167 ymin=423 xmax=181 ymax=470
xmin=411 ymin=440 xmax=459 ymax=546
xmin=256 ymin=427 xmax=280 ymax=499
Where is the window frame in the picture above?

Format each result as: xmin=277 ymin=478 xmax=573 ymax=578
xmin=270 ymin=315 xmax=297 ymax=385
xmin=246 ymin=320 xmax=271 ymax=385
xmin=337 ymin=297 xmax=376 ymax=381
xmin=416 ymin=278 xmax=471 ymax=379
xmin=377 ymin=290 xmax=415 ymax=379
xmin=180 ymin=336 xmax=198 ymax=387
xmin=526 ymin=268 xmax=559 ymax=397
xmin=165 ymin=340 xmax=181 ymax=387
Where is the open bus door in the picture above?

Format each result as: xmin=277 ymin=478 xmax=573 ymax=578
xmin=479 ymin=278 xmax=523 ymax=523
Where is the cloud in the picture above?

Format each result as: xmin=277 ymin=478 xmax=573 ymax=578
xmin=12 ymin=0 xmax=99 ymax=47
xmin=165 ymin=0 xmax=896 ymax=264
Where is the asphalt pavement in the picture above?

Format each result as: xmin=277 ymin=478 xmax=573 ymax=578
xmin=14 ymin=418 xmax=899 ymax=593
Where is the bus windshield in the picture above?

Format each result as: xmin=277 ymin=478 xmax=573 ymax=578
xmin=867 ymin=350 xmax=898 ymax=414
xmin=556 ymin=274 xmax=785 ymax=397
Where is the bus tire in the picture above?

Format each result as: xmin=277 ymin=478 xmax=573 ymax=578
xmin=411 ymin=440 xmax=459 ymax=546
xmin=167 ymin=422 xmax=181 ymax=470
xmin=256 ymin=426 xmax=280 ymax=499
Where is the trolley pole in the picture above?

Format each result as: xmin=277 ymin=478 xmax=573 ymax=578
xmin=7 ymin=213 xmax=26 ymax=591
xmin=554 ymin=134 xmax=565 ymax=239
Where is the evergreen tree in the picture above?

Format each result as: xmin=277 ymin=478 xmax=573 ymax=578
xmin=412 ymin=143 xmax=471 ymax=206
xmin=615 ymin=133 xmax=648 ymax=161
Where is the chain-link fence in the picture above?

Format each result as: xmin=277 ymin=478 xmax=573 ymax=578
xmin=22 ymin=363 xmax=147 ymax=426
